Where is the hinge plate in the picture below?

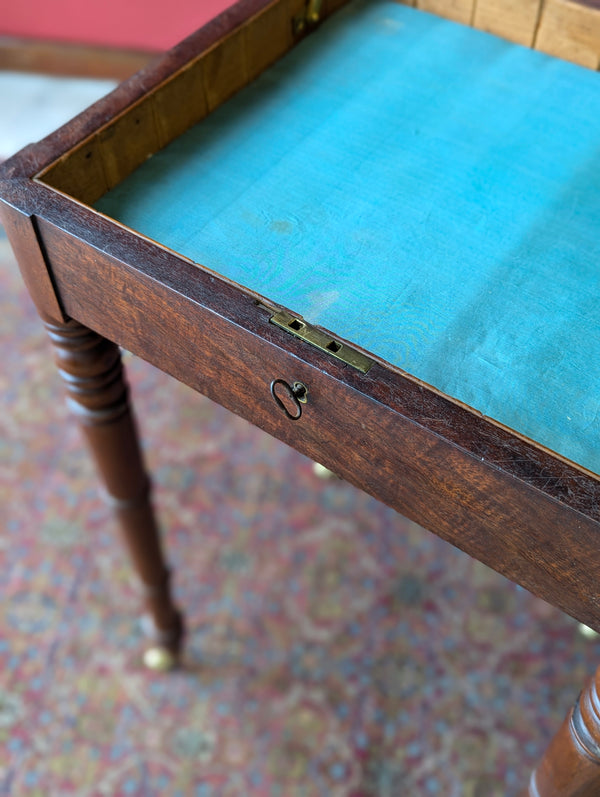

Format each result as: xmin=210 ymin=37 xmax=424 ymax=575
xmin=293 ymin=0 xmax=324 ymax=36
xmin=270 ymin=309 xmax=374 ymax=374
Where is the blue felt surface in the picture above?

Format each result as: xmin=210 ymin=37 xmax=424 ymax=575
xmin=96 ymin=0 xmax=600 ymax=475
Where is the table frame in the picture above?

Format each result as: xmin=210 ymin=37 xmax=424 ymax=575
xmin=1 ymin=1 xmax=600 ymax=793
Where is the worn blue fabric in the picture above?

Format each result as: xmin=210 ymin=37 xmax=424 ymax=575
xmin=96 ymin=0 xmax=600 ymax=475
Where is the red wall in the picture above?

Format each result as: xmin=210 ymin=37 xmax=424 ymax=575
xmin=0 ymin=1 xmax=236 ymax=51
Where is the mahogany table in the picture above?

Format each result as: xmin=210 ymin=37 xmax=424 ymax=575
xmin=2 ymin=1 xmax=600 ymax=793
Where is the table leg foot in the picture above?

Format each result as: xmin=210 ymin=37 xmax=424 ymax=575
xmin=312 ymin=462 xmax=341 ymax=479
xmin=141 ymin=603 xmax=184 ymax=671
xmin=524 ymin=665 xmax=600 ymax=796
xmin=45 ymin=319 xmax=185 ymax=662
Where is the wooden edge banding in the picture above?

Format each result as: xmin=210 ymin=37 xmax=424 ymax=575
xmin=29 ymin=198 xmax=600 ymax=527
xmin=0 ymin=0 xmax=598 ymax=202
xmin=22 ymin=0 xmax=600 ymax=205
xmin=152 ymin=59 xmax=208 ymax=149
xmin=245 ymin=0 xmax=296 ymax=82
xmin=0 ymin=201 xmax=66 ymax=322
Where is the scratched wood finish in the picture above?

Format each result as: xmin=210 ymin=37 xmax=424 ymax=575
xmin=2 ymin=0 xmax=599 ymax=644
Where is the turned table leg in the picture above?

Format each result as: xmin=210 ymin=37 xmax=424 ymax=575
xmin=524 ymin=665 xmax=600 ymax=796
xmin=45 ymin=320 xmax=184 ymax=668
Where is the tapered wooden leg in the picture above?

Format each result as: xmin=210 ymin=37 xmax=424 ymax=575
xmin=45 ymin=320 xmax=184 ymax=667
xmin=524 ymin=666 xmax=600 ymax=796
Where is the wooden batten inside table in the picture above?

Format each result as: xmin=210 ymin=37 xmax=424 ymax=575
xmin=36 ymin=0 xmax=350 ymax=204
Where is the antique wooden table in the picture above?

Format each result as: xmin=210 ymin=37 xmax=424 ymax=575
xmin=2 ymin=0 xmax=600 ymax=793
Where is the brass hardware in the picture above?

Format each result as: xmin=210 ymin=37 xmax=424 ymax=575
xmin=143 ymin=646 xmax=176 ymax=671
xmin=578 ymin=623 xmax=600 ymax=640
xmin=292 ymin=381 xmax=309 ymax=404
xmin=307 ymin=0 xmax=323 ymax=25
xmin=271 ymin=378 xmax=308 ymax=420
xmin=270 ymin=310 xmax=374 ymax=374
xmin=293 ymin=0 xmax=323 ymax=35
xmin=312 ymin=462 xmax=339 ymax=480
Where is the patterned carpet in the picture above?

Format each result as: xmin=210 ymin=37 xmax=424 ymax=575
xmin=1 ymin=219 xmax=599 ymax=796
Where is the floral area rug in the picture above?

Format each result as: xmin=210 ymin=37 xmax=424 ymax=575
xmin=1 ymin=221 xmax=599 ymax=796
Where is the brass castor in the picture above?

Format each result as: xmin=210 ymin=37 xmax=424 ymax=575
xmin=312 ymin=462 xmax=337 ymax=479
xmin=143 ymin=646 xmax=177 ymax=672
xmin=578 ymin=623 xmax=600 ymax=640
xmin=141 ymin=612 xmax=183 ymax=670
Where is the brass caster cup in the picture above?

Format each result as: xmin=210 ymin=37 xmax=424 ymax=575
xmin=140 ymin=613 xmax=182 ymax=671
xmin=143 ymin=646 xmax=176 ymax=672
xmin=312 ymin=462 xmax=337 ymax=479
xmin=578 ymin=623 xmax=600 ymax=641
